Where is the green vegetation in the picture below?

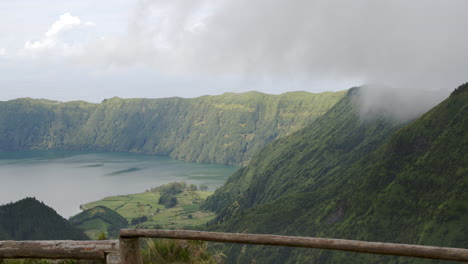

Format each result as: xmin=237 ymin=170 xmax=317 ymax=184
xmin=3 ymin=84 xmax=466 ymax=264
xmin=152 ymin=182 xmax=187 ymax=195
xmin=80 ymin=182 xmax=216 ymax=231
xmin=69 ymin=205 xmax=128 ymax=239
xmin=203 ymin=84 xmax=468 ymax=263
xmin=0 ymin=198 xmax=88 ymax=240
xmin=204 ymin=87 xmax=404 ymax=214
xmin=141 ymin=239 xmax=226 ymax=264
xmin=0 ymin=91 xmax=345 ymax=165
xmin=159 ymin=194 xmax=178 ymax=209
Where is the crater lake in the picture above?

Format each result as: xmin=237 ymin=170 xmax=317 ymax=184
xmin=0 ymin=151 xmax=237 ymax=218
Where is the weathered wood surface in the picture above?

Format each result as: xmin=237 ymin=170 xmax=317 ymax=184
xmin=119 ymin=238 xmax=142 ymax=264
xmin=0 ymin=240 xmax=119 ymax=260
xmin=120 ymin=229 xmax=468 ymax=262
xmin=106 ymin=251 xmax=121 ymax=264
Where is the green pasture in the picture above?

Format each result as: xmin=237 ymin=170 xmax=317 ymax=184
xmin=82 ymin=190 xmax=215 ymax=229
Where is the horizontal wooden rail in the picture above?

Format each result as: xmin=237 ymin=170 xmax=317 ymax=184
xmin=120 ymin=229 xmax=468 ymax=262
xmin=0 ymin=240 xmax=119 ymax=261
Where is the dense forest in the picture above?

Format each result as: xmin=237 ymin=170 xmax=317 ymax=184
xmin=203 ymin=83 xmax=468 ymax=263
xmin=0 ymin=198 xmax=88 ymax=240
xmin=0 ymin=91 xmax=345 ymax=165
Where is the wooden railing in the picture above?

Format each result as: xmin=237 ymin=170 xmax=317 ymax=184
xmin=0 ymin=240 xmax=120 ymax=263
xmin=1 ymin=229 xmax=468 ymax=263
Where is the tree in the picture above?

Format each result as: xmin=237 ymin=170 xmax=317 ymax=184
xmin=159 ymin=194 xmax=177 ymax=208
xmin=97 ymin=232 xmax=107 ymax=240
xmin=199 ymin=184 xmax=209 ymax=191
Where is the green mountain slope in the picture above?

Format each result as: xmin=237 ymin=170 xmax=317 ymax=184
xmin=69 ymin=205 xmax=128 ymax=239
xmin=0 ymin=198 xmax=88 ymax=240
xmin=204 ymin=84 xmax=468 ymax=263
xmin=204 ymin=87 xmax=405 ymax=215
xmin=0 ymin=91 xmax=345 ymax=165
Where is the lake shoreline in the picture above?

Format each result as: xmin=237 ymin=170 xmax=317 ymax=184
xmin=0 ymin=151 xmax=237 ymax=218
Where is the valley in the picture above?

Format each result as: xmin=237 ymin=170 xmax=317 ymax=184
xmin=0 ymin=84 xmax=466 ymax=264
xmin=2 ymin=2 xmax=467 ymax=263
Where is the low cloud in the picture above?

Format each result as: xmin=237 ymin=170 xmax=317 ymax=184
xmin=356 ymin=85 xmax=447 ymax=122
xmin=0 ymin=48 xmax=6 ymax=56
xmin=77 ymin=1 xmax=468 ymax=91
xmin=72 ymin=0 xmax=468 ymax=119
xmin=11 ymin=1 xmax=468 ymax=117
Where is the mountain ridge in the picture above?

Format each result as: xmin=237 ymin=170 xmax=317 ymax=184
xmin=2 ymin=90 xmax=343 ymax=104
xmin=0 ymin=90 xmax=346 ymax=165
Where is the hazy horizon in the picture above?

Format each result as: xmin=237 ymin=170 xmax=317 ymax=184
xmin=1 ymin=88 xmax=352 ymax=103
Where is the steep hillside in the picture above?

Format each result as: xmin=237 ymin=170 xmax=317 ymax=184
xmin=204 ymin=84 xmax=467 ymax=263
xmin=204 ymin=87 xmax=405 ymax=215
xmin=0 ymin=198 xmax=88 ymax=240
xmin=69 ymin=205 xmax=128 ymax=239
xmin=0 ymin=91 xmax=345 ymax=165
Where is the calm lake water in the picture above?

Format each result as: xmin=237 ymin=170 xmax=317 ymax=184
xmin=0 ymin=151 xmax=237 ymax=218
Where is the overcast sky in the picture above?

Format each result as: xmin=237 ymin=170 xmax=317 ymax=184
xmin=1 ymin=0 xmax=467 ymax=103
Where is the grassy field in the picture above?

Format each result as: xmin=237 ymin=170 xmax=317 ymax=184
xmin=82 ymin=190 xmax=215 ymax=229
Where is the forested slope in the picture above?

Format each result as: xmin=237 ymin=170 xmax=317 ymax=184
xmin=204 ymin=84 xmax=468 ymax=263
xmin=0 ymin=198 xmax=88 ymax=240
xmin=0 ymin=91 xmax=345 ymax=165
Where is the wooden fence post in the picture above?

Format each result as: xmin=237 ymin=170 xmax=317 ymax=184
xmin=119 ymin=237 xmax=142 ymax=264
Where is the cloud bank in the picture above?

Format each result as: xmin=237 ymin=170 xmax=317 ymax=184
xmin=76 ymin=1 xmax=467 ymax=90
xmin=71 ymin=0 xmax=468 ymax=119
xmin=7 ymin=1 xmax=467 ymax=118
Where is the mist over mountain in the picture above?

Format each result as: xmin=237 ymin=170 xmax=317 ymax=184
xmin=356 ymin=84 xmax=450 ymax=122
xmin=3 ymin=1 xmax=466 ymax=114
